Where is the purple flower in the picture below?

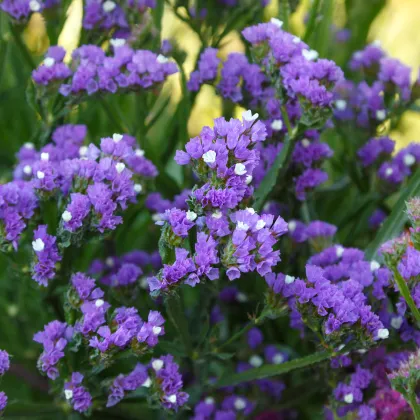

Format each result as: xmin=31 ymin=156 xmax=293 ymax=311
xmin=306 ymin=221 xmax=337 ymax=239
xmin=398 ymin=247 xmax=420 ymax=280
xmin=295 ymin=169 xmax=328 ymax=201
xmin=137 ymin=310 xmax=165 ymax=347
xmin=64 ymin=372 xmax=92 ymax=413
xmin=0 ymin=392 xmax=7 ymax=411
xmin=32 ymin=47 xmax=72 ymax=86
xmin=247 ymin=327 xmax=263 ymax=349
xmin=1 ymin=0 xmax=44 ymax=21
xmin=188 ymin=48 xmax=220 ymax=91
xmin=0 ymin=350 xmax=10 ymax=375
xmin=32 ymin=225 xmax=61 ymax=286
xmin=34 ymin=320 xmax=73 ymax=380
xmin=62 ymin=193 xmax=91 ymax=232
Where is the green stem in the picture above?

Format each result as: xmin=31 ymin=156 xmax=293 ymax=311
xmin=10 ymin=24 xmax=36 ymax=70
xmin=392 ymin=268 xmax=420 ymax=326
xmin=99 ymin=98 xmax=128 ymax=133
xmin=215 ymin=350 xmax=333 ymax=387
xmin=214 ymin=309 xmax=269 ymax=353
xmin=164 ymin=293 xmax=193 ymax=358
xmin=409 ymin=395 xmax=420 ymax=420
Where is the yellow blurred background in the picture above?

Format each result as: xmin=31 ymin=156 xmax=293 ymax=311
xmin=24 ymin=0 xmax=420 ymax=147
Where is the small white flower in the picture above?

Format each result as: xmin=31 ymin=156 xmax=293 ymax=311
xmin=212 ymin=211 xmax=222 ymax=219
xmin=205 ymin=397 xmax=215 ymax=405
xmin=105 ymin=257 xmax=114 ymax=267
xmin=273 ymin=353 xmax=285 ymax=364
xmin=270 ymin=17 xmax=283 ymax=28
xmin=301 ymin=138 xmax=311 ymax=148
xmin=24 ymin=142 xmax=34 ymax=149
xmin=288 ymin=221 xmax=297 ymax=232
xmin=234 ymin=163 xmax=247 ymax=176
xmin=292 ymin=36 xmax=301 ymax=44
xmin=32 ymin=238 xmax=45 ymax=252
xmin=336 ymin=246 xmax=345 ymax=258
xmin=245 ymin=175 xmax=253 ymax=185
xmin=271 ymin=119 xmax=283 ymax=131
xmin=115 ymin=162 xmax=126 ymax=173
xmin=44 ymin=57 xmax=55 ymax=68
xmin=202 ymin=150 xmax=216 ymax=164
xmin=377 ymin=328 xmax=389 ymax=339
xmin=79 ymin=146 xmax=88 ymax=157
xmin=186 ymin=210 xmax=197 ymax=221
xmin=371 ymin=39 xmax=382 ymax=47
xmin=36 ymin=171 xmax=45 ymax=179
xmin=134 ymin=184 xmax=143 ymax=193
xmin=376 ymin=110 xmax=386 ymax=121
xmin=234 ymin=398 xmax=246 ymax=411
xmin=29 ymin=0 xmax=41 ymax=11
xmin=246 ymin=207 xmax=255 ymax=214
xmin=242 ymin=109 xmax=259 ymax=122
xmin=102 ymin=0 xmax=116 ymax=12
xmin=157 ymin=54 xmax=169 ymax=64
xmin=249 ymin=355 xmax=263 ymax=367
xmin=23 ymin=165 xmax=32 ymax=175
xmin=95 ymin=299 xmax=104 ymax=308
xmin=152 ymin=326 xmax=162 ymax=335
xmin=403 ymin=153 xmax=416 ymax=167
xmin=385 ymin=167 xmax=394 ymax=177
xmin=40 ymin=152 xmax=49 ymax=161
xmin=110 ymin=38 xmax=126 ymax=48
xmin=62 ymin=211 xmax=72 ymax=222
xmin=285 ymin=275 xmax=295 ymax=285
xmin=167 ymin=394 xmax=177 ymax=404
xmin=391 ymin=316 xmax=403 ymax=330
xmin=370 ymin=260 xmax=380 ymax=271
xmin=152 ymin=214 xmax=163 ymax=223
xmin=256 ymin=219 xmax=266 ymax=230
xmin=357 ymin=348 xmax=367 ymax=354
xmin=152 ymin=359 xmax=164 ymax=371
xmin=237 ymin=221 xmax=249 ymax=231
xmin=142 ymin=377 xmax=152 ymax=388
xmin=344 ymin=393 xmax=354 ymax=404
xmin=64 ymin=389 xmax=73 ymax=400
xmin=113 ymin=133 xmax=123 ymax=143
xmin=135 ymin=148 xmax=145 ymax=157
xmin=302 ymin=49 xmax=319 ymax=61
xmin=236 ymin=292 xmax=248 ymax=302
xmin=335 ymin=99 xmax=347 ymax=111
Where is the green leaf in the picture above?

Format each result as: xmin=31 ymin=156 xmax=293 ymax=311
xmin=303 ymin=0 xmax=322 ymax=43
xmin=157 ymin=340 xmax=187 ymax=357
xmin=392 ymin=268 xmax=420 ymax=326
xmin=164 ymin=293 xmax=193 ymax=357
xmin=254 ymin=133 xmax=295 ymax=212
xmin=312 ymin=0 xmax=333 ymax=57
xmin=365 ymin=168 xmax=420 ymax=260
xmin=215 ymin=351 xmax=332 ymax=387
xmin=278 ymin=0 xmax=290 ymax=31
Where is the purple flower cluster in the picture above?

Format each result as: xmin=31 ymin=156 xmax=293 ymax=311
xmin=32 ymin=43 xmax=178 ymax=99
xmin=243 ymin=21 xmax=344 ymax=108
xmin=175 ymin=114 xmax=266 ymax=210
xmin=33 ymin=320 xmax=73 ymax=380
xmin=69 ymin=272 xmax=165 ymax=352
xmin=64 ymin=372 xmax=92 ymax=413
xmin=83 ymin=0 xmax=156 ymax=33
xmin=266 ymin=264 xmax=388 ymax=343
xmin=32 ymin=47 xmax=72 ymax=86
xmin=0 ymin=180 xmax=37 ymax=249
xmin=188 ymin=48 xmax=220 ymax=91
xmin=0 ymin=0 xmax=48 ymax=22
xmin=334 ymin=44 xmax=414 ymax=128
xmin=326 ymin=347 xmax=413 ymax=419
xmin=107 ymin=355 xmax=188 ymax=411
xmin=32 ymin=225 xmax=61 ymax=286
xmin=89 ymin=249 xmax=160 ymax=287
xmin=0 ymin=349 xmax=9 ymax=412
xmin=194 ymin=395 xmax=255 ymax=419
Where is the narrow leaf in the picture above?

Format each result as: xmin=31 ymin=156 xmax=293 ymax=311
xmin=365 ymin=168 xmax=420 ymax=260
xmin=254 ymin=134 xmax=294 ymax=212
xmin=215 ymin=351 xmax=332 ymax=387
xmin=392 ymin=268 xmax=420 ymax=326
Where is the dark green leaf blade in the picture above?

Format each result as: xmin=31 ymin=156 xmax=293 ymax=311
xmin=365 ymin=168 xmax=420 ymax=260
xmin=215 ymin=351 xmax=331 ymax=387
